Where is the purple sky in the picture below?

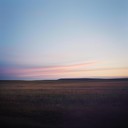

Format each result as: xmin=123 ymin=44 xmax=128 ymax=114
xmin=1 ymin=0 xmax=128 ymax=80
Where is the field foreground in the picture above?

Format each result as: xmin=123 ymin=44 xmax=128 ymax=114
xmin=0 ymin=80 xmax=128 ymax=128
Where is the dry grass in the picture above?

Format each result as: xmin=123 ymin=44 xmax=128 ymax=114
xmin=0 ymin=80 xmax=128 ymax=128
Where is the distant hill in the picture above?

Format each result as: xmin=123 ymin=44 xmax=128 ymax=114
xmin=0 ymin=78 xmax=128 ymax=82
xmin=58 ymin=78 xmax=128 ymax=82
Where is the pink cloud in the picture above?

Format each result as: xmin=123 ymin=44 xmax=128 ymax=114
xmin=2 ymin=61 xmax=128 ymax=79
xmin=2 ymin=61 xmax=97 ymax=78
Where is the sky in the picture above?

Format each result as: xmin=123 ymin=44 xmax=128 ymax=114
xmin=0 ymin=0 xmax=128 ymax=80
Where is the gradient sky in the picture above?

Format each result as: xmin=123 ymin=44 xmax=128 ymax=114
xmin=1 ymin=0 xmax=128 ymax=80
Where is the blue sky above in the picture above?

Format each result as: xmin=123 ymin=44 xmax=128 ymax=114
xmin=1 ymin=0 xmax=128 ymax=80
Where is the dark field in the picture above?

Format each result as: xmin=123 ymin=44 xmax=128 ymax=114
xmin=0 ymin=80 xmax=128 ymax=128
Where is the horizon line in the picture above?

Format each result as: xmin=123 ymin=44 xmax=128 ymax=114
xmin=0 ymin=77 xmax=128 ymax=81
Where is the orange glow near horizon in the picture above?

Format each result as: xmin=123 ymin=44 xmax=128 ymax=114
xmin=2 ymin=61 xmax=128 ymax=79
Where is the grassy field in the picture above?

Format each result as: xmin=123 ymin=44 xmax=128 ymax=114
xmin=0 ymin=80 xmax=128 ymax=128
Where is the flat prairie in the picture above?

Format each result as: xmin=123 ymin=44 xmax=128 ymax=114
xmin=0 ymin=80 xmax=128 ymax=128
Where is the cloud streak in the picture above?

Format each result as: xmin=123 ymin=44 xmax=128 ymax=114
xmin=1 ymin=61 xmax=96 ymax=78
xmin=1 ymin=61 xmax=128 ymax=80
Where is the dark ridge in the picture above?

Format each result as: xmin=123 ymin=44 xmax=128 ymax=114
xmin=58 ymin=78 xmax=128 ymax=82
xmin=0 ymin=78 xmax=128 ymax=82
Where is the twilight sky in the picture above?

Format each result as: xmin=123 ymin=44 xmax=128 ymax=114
xmin=1 ymin=0 xmax=128 ymax=80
